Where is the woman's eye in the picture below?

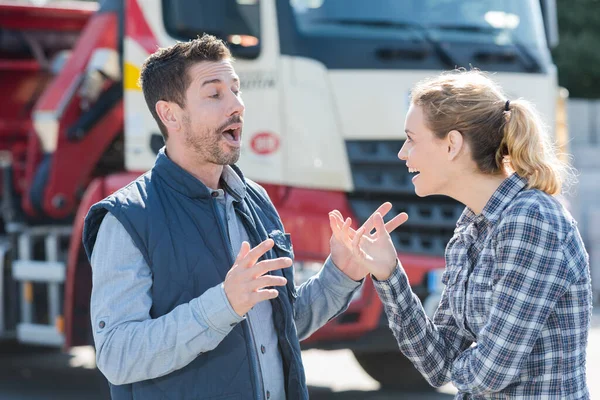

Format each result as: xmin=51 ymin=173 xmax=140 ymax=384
xmin=210 ymin=93 xmax=220 ymax=99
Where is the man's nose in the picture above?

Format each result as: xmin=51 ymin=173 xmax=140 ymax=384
xmin=228 ymin=91 xmax=245 ymax=116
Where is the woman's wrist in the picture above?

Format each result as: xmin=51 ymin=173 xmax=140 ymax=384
xmin=372 ymin=261 xmax=398 ymax=282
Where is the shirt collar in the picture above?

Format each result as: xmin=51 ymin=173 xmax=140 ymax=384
xmin=218 ymin=165 xmax=247 ymax=202
xmin=152 ymin=147 xmax=247 ymax=200
xmin=457 ymin=173 xmax=528 ymax=227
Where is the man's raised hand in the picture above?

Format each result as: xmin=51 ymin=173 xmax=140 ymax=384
xmin=224 ymin=239 xmax=292 ymax=317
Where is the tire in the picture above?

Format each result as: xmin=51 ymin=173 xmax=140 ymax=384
xmin=352 ymin=351 xmax=432 ymax=391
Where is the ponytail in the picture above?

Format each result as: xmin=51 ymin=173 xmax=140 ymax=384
xmin=411 ymin=70 xmax=575 ymax=195
xmin=499 ymin=99 xmax=572 ymax=195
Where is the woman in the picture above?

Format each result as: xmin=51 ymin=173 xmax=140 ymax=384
xmin=329 ymin=70 xmax=592 ymax=399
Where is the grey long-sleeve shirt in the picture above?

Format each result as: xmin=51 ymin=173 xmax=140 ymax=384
xmin=90 ymin=167 xmax=362 ymax=398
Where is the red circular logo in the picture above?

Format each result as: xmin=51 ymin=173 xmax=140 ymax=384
xmin=250 ymin=132 xmax=280 ymax=155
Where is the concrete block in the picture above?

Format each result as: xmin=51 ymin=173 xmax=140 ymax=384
xmin=571 ymin=146 xmax=600 ymax=170
xmin=593 ymin=101 xmax=600 ymax=146
xmin=588 ymin=209 xmax=600 ymax=304
xmin=566 ymin=171 xmax=600 ymax=245
xmin=568 ymin=99 xmax=593 ymax=147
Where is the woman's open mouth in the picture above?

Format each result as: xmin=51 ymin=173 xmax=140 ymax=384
xmin=408 ymin=166 xmax=420 ymax=182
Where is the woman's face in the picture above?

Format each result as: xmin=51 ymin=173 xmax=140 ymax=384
xmin=398 ymin=104 xmax=453 ymax=197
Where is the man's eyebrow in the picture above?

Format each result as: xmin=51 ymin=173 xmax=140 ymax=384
xmin=405 ymin=129 xmax=416 ymax=135
xmin=201 ymin=77 xmax=240 ymax=87
xmin=201 ymin=78 xmax=222 ymax=87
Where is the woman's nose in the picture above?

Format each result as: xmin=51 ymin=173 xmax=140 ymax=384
xmin=398 ymin=143 xmax=408 ymax=160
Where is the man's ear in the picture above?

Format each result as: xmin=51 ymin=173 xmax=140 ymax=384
xmin=155 ymin=100 xmax=181 ymax=133
xmin=446 ymin=129 xmax=465 ymax=161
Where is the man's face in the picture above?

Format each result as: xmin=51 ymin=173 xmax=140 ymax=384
xmin=180 ymin=60 xmax=245 ymax=166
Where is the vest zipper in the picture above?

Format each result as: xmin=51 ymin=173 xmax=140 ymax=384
xmin=210 ymin=198 xmax=264 ymax=400
xmin=246 ymin=315 xmax=266 ymax=399
xmin=236 ymin=204 xmax=303 ymax=399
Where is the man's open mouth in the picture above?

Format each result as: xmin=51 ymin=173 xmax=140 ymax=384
xmin=221 ymin=123 xmax=242 ymax=144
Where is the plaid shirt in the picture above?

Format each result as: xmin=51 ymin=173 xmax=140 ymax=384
xmin=374 ymin=173 xmax=592 ymax=399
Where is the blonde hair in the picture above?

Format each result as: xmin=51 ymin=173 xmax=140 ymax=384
xmin=410 ymin=69 xmax=573 ymax=195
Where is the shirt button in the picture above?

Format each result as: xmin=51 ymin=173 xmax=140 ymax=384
xmin=211 ymin=191 xmax=219 ymax=198
xmin=261 ymin=345 xmax=266 ymax=354
xmin=99 ymin=321 xmax=105 ymax=329
xmin=266 ymin=391 xmax=270 ymax=399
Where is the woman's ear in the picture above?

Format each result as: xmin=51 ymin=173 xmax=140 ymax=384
xmin=446 ymin=130 xmax=464 ymax=161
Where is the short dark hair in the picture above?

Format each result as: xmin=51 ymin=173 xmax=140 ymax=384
xmin=138 ymin=34 xmax=232 ymax=140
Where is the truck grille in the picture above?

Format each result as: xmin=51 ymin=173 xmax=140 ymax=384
xmin=346 ymin=140 xmax=464 ymax=256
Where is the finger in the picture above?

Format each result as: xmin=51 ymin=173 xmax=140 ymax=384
xmin=251 ymin=275 xmax=287 ymax=291
xmin=361 ymin=202 xmax=393 ymax=234
xmin=384 ymin=212 xmax=409 ymax=234
xmin=331 ymin=210 xmax=344 ymax=221
xmin=239 ymin=239 xmax=275 ymax=268
xmin=342 ymin=217 xmax=352 ymax=231
xmin=328 ymin=213 xmax=343 ymax=233
xmin=329 ymin=215 xmax=346 ymax=243
xmin=253 ymin=257 xmax=293 ymax=277
xmin=341 ymin=217 xmax=354 ymax=246
xmin=235 ymin=241 xmax=251 ymax=263
xmin=330 ymin=212 xmax=361 ymax=241
xmin=333 ymin=212 xmax=360 ymax=235
xmin=373 ymin=213 xmax=388 ymax=238
xmin=252 ymin=289 xmax=280 ymax=303
xmin=352 ymin=226 xmax=366 ymax=252
xmin=329 ymin=211 xmax=346 ymax=229
xmin=347 ymin=228 xmax=357 ymax=240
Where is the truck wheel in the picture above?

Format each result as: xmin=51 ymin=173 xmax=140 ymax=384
xmin=352 ymin=351 xmax=431 ymax=391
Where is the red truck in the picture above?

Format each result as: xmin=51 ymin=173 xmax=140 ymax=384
xmin=0 ymin=0 xmax=564 ymax=389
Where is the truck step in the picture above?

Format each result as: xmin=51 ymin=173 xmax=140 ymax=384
xmin=13 ymin=260 xmax=66 ymax=283
xmin=17 ymin=323 xmax=64 ymax=347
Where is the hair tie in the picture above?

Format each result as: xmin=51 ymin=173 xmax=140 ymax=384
xmin=504 ymin=100 xmax=511 ymax=112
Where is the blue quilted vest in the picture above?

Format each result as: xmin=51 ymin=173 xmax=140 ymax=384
xmin=83 ymin=149 xmax=308 ymax=400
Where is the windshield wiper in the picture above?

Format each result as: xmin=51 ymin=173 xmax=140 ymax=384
xmin=429 ymin=24 xmax=541 ymax=72
xmin=429 ymin=23 xmax=499 ymax=33
xmin=312 ymin=18 xmax=458 ymax=68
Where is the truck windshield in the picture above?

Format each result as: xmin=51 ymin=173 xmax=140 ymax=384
xmin=291 ymin=0 xmax=548 ymax=51
xmin=162 ymin=0 xmax=261 ymax=59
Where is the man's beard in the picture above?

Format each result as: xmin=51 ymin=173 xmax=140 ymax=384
xmin=183 ymin=115 xmax=242 ymax=166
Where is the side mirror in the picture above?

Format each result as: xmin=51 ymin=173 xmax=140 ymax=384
xmin=540 ymin=0 xmax=559 ymax=48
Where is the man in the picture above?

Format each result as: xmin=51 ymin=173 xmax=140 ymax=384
xmin=83 ymin=35 xmax=405 ymax=400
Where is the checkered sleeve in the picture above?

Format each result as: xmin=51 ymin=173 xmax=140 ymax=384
xmin=451 ymin=208 xmax=572 ymax=395
xmin=373 ymin=264 xmax=473 ymax=387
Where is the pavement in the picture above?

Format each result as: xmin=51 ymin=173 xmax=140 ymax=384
xmin=0 ymin=309 xmax=597 ymax=399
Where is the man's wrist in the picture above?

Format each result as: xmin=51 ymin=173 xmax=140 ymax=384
xmin=322 ymin=256 xmax=363 ymax=295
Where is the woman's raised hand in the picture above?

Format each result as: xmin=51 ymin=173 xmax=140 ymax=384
xmin=328 ymin=203 xmax=408 ymax=281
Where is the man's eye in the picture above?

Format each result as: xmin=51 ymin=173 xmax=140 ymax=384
xmin=210 ymin=93 xmax=220 ymax=99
